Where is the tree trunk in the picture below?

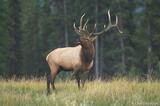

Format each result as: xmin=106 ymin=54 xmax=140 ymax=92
xmin=120 ymin=36 xmax=125 ymax=73
xmin=63 ymin=0 xmax=68 ymax=47
xmin=118 ymin=0 xmax=126 ymax=75
xmin=94 ymin=0 xmax=99 ymax=79
xmin=99 ymin=36 xmax=103 ymax=79
xmin=147 ymin=22 xmax=153 ymax=80
xmin=8 ymin=0 xmax=21 ymax=77
xmin=147 ymin=45 xmax=153 ymax=80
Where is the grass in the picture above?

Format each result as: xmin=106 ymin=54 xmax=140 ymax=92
xmin=0 ymin=78 xmax=160 ymax=106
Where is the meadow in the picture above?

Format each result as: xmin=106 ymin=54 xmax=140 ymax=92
xmin=0 ymin=78 xmax=160 ymax=106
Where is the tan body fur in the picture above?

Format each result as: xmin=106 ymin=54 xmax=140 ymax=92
xmin=46 ymin=45 xmax=93 ymax=73
xmin=46 ymin=44 xmax=94 ymax=94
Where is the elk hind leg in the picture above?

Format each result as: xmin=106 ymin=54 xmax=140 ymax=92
xmin=48 ymin=65 xmax=58 ymax=93
xmin=47 ymin=74 xmax=52 ymax=95
xmin=50 ymin=66 xmax=59 ymax=91
xmin=51 ymin=72 xmax=57 ymax=90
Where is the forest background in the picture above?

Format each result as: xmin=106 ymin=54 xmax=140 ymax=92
xmin=0 ymin=0 xmax=160 ymax=80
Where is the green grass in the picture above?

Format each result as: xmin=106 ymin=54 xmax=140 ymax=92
xmin=0 ymin=79 xmax=160 ymax=106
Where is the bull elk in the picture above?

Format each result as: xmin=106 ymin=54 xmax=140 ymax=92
xmin=46 ymin=10 xmax=122 ymax=94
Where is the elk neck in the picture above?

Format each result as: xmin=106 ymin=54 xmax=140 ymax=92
xmin=80 ymin=44 xmax=95 ymax=66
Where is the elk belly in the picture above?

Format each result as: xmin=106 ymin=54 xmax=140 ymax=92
xmin=58 ymin=49 xmax=81 ymax=70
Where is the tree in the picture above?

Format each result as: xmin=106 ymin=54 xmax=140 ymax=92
xmin=0 ymin=0 xmax=12 ymax=76
xmin=8 ymin=0 xmax=22 ymax=77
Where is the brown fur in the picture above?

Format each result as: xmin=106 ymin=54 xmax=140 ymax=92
xmin=80 ymin=37 xmax=95 ymax=67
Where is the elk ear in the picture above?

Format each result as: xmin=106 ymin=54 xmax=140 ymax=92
xmin=91 ymin=36 xmax=97 ymax=42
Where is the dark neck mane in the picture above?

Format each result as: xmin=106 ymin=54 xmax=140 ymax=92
xmin=80 ymin=45 xmax=95 ymax=65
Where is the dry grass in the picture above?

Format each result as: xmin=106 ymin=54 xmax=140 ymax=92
xmin=0 ymin=78 xmax=160 ymax=106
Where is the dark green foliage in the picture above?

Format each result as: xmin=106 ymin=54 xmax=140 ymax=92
xmin=0 ymin=0 xmax=11 ymax=76
xmin=8 ymin=0 xmax=22 ymax=77
xmin=0 ymin=0 xmax=160 ymax=80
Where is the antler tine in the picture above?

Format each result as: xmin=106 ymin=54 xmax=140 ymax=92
xmin=79 ymin=13 xmax=90 ymax=36
xmin=90 ymin=23 xmax=97 ymax=36
xmin=93 ymin=10 xmax=123 ymax=36
xmin=115 ymin=15 xmax=123 ymax=34
xmin=73 ymin=13 xmax=90 ymax=36
xmin=110 ymin=15 xmax=118 ymax=27
xmin=83 ymin=19 xmax=89 ymax=30
xmin=108 ymin=10 xmax=112 ymax=25
xmin=73 ymin=22 xmax=83 ymax=35
xmin=109 ymin=14 xmax=123 ymax=34
xmin=106 ymin=9 xmax=116 ymax=29
xmin=115 ymin=15 xmax=118 ymax=25
xmin=79 ymin=13 xmax=85 ymax=30
xmin=111 ymin=15 xmax=123 ymax=34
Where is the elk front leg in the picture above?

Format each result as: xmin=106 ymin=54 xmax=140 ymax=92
xmin=75 ymin=73 xmax=80 ymax=89
xmin=72 ymin=68 xmax=82 ymax=89
xmin=81 ymin=71 xmax=89 ymax=87
xmin=71 ymin=67 xmax=80 ymax=80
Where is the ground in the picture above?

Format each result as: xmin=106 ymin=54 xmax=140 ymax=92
xmin=0 ymin=78 xmax=160 ymax=106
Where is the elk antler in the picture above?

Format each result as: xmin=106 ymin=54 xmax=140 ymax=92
xmin=73 ymin=10 xmax=122 ymax=37
xmin=73 ymin=13 xmax=90 ymax=36
xmin=93 ymin=10 xmax=123 ymax=36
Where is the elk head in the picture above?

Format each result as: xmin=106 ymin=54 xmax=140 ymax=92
xmin=73 ymin=10 xmax=123 ymax=47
